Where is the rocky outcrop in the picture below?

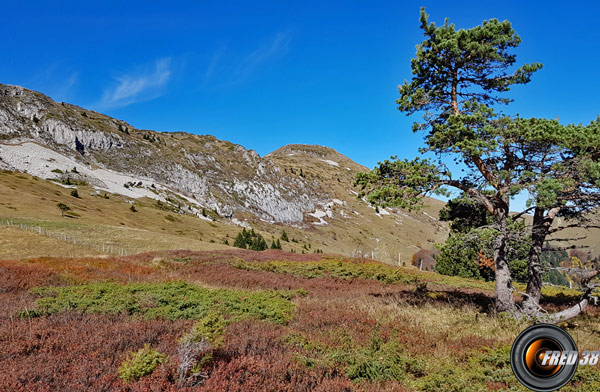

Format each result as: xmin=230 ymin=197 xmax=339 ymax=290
xmin=38 ymin=119 xmax=126 ymax=152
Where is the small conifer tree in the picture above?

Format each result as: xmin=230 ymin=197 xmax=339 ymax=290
xmin=57 ymin=203 xmax=70 ymax=216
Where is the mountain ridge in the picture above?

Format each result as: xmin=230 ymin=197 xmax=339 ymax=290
xmin=0 ymin=83 xmax=449 ymax=261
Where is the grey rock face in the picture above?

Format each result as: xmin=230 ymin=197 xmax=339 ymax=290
xmin=38 ymin=119 xmax=125 ymax=152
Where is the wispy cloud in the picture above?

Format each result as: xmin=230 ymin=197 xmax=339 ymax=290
xmin=96 ymin=58 xmax=171 ymax=110
xmin=209 ymin=31 xmax=292 ymax=87
xmin=25 ymin=65 xmax=79 ymax=102
xmin=203 ymin=48 xmax=224 ymax=85
xmin=55 ymin=72 xmax=79 ymax=100
xmin=234 ymin=31 xmax=292 ymax=80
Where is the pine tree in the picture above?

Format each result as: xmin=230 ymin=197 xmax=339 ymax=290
xmin=260 ymin=237 xmax=267 ymax=251
xmin=249 ymin=237 xmax=258 ymax=251
xmin=241 ymin=228 xmax=252 ymax=246
xmin=233 ymin=232 xmax=246 ymax=249
xmin=280 ymin=231 xmax=289 ymax=242
xmin=57 ymin=203 xmax=70 ymax=216
xmin=249 ymin=235 xmax=267 ymax=251
xmin=356 ymin=7 xmax=600 ymax=322
xmin=234 ymin=228 xmax=269 ymax=251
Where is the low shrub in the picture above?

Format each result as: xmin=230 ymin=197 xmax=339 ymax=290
xmin=233 ymin=259 xmax=417 ymax=284
xmin=289 ymin=328 xmax=426 ymax=382
xmin=178 ymin=311 xmax=226 ymax=385
xmin=27 ymin=281 xmax=296 ymax=324
xmin=118 ymin=343 xmax=167 ymax=381
xmin=469 ymin=345 xmax=514 ymax=385
xmin=57 ymin=177 xmax=87 ymax=186
xmin=184 ymin=311 xmax=226 ymax=347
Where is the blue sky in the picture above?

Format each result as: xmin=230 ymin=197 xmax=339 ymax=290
xmin=2 ymin=1 xmax=599 ymax=209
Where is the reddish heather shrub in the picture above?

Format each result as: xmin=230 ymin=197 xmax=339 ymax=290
xmin=0 ymin=313 xmax=192 ymax=391
xmin=3 ymin=249 xmax=592 ymax=391
xmin=201 ymin=354 xmax=358 ymax=392
xmin=0 ymin=260 xmax=66 ymax=292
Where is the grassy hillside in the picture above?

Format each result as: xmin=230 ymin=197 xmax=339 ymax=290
xmin=0 ymin=169 xmax=447 ymax=262
xmin=0 ymin=170 xmax=233 ymax=258
xmin=1 ymin=249 xmax=599 ymax=391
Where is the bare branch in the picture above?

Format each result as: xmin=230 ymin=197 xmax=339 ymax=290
xmin=546 ymin=236 xmax=588 ymax=242
xmin=549 ymin=224 xmax=600 ymax=234
xmin=510 ymin=207 xmax=536 ymax=220
xmin=546 ymin=267 xmax=600 ymax=281
xmin=543 ymin=245 xmax=589 ymax=251
xmin=542 ymin=269 xmax=600 ymax=323
xmin=544 ymin=298 xmax=591 ymax=323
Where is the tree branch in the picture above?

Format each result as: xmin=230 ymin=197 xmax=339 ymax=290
xmin=521 ymin=268 xmax=600 ymax=323
xmin=546 ymin=236 xmax=588 ymax=242
xmin=511 ymin=207 xmax=536 ymax=220
xmin=439 ymin=179 xmax=496 ymax=215
xmin=543 ymin=245 xmax=589 ymax=251
xmin=543 ymin=269 xmax=600 ymax=323
xmin=549 ymin=224 xmax=600 ymax=234
xmin=471 ymin=154 xmax=499 ymax=189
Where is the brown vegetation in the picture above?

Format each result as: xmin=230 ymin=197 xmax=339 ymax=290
xmin=1 ymin=249 xmax=599 ymax=391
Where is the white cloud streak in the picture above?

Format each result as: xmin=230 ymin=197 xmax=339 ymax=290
xmin=234 ymin=31 xmax=291 ymax=78
xmin=203 ymin=48 xmax=224 ymax=85
xmin=96 ymin=58 xmax=171 ymax=110
xmin=25 ymin=65 xmax=79 ymax=102
xmin=217 ymin=31 xmax=292 ymax=86
xmin=50 ymin=72 xmax=79 ymax=102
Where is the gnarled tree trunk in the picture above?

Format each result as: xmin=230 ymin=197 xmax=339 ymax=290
xmin=493 ymin=206 xmax=517 ymax=313
xmin=522 ymin=207 xmax=546 ymax=315
xmin=519 ymin=207 xmax=597 ymax=323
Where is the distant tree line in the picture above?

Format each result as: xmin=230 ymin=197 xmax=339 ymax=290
xmin=231 ymin=229 xmax=324 ymax=253
xmin=233 ymin=228 xmax=282 ymax=251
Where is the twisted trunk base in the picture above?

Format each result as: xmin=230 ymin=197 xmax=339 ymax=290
xmin=508 ymin=269 xmax=600 ymax=324
xmin=517 ymin=297 xmax=591 ymax=324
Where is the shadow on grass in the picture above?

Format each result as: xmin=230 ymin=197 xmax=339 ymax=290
xmin=371 ymin=284 xmax=586 ymax=316
xmin=370 ymin=285 xmax=496 ymax=314
xmin=539 ymin=292 xmax=582 ymax=307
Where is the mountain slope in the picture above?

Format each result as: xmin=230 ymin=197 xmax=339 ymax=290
xmin=0 ymin=83 xmax=323 ymax=223
xmin=0 ymin=83 xmax=449 ymax=261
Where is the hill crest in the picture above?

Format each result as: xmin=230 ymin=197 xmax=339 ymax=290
xmin=0 ymin=83 xmax=449 ymax=261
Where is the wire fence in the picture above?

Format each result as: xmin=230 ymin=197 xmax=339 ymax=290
xmin=1 ymin=218 xmax=129 ymax=256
